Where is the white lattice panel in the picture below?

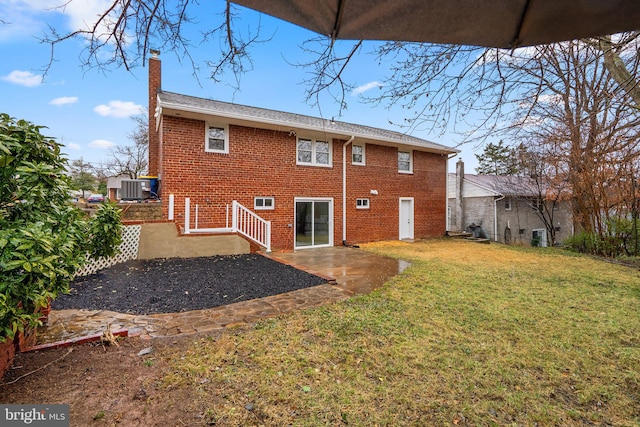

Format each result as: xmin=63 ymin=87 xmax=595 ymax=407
xmin=75 ymin=225 xmax=141 ymax=277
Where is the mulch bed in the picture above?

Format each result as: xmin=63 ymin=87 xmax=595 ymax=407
xmin=52 ymin=254 xmax=327 ymax=315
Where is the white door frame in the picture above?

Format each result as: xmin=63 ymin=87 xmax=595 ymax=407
xmin=532 ymin=228 xmax=548 ymax=247
xmin=399 ymin=197 xmax=414 ymax=240
xmin=294 ymin=197 xmax=334 ymax=249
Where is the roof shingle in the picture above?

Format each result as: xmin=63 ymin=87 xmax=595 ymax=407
xmin=158 ymin=91 xmax=457 ymax=154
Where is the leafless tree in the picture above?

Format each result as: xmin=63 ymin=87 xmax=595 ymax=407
xmin=41 ymin=0 xmax=270 ymax=90
xmin=437 ymin=38 xmax=640 ymax=237
xmin=98 ymin=113 xmax=148 ymax=179
xmin=513 ymin=139 xmax=571 ymax=246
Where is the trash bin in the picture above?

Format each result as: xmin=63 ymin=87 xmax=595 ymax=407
xmin=139 ymin=175 xmax=158 ymax=196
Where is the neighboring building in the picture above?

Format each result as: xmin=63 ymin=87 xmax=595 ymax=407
xmin=147 ymin=54 xmax=458 ymax=251
xmin=447 ymin=160 xmax=573 ymax=246
xmin=106 ymin=175 xmax=130 ymax=201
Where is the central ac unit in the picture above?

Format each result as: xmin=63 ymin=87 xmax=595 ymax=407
xmin=121 ymin=180 xmax=144 ymax=201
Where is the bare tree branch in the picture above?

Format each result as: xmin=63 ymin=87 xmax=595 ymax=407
xmin=39 ymin=0 xmax=269 ymax=89
xmin=596 ymin=33 xmax=640 ymax=107
xmin=96 ymin=113 xmax=148 ymax=179
xmin=286 ymin=38 xmax=363 ymax=115
xmin=202 ymin=1 xmax=272 ymax=93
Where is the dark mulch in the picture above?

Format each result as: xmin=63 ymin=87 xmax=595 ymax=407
xmin=52 ymin=254 xmax=327 ymax=315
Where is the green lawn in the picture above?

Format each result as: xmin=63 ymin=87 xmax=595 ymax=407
xmin=162 ymin=240 xmax=640 ymax=426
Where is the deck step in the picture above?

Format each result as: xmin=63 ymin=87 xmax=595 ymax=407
xmin=464 ymin=237 xmax=491 ymax=244
xmin=446 ymin=231 xmax=473 ymax=239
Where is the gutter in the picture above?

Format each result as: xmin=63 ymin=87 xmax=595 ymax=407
xmin=342 ymin=135 xmax=355 ymax=245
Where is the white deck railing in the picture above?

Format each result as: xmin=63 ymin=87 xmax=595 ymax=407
xmin=232 ymin=200 xmax=271 ymax=252
xmin=183 ymin=198 xmax=271 ymax=252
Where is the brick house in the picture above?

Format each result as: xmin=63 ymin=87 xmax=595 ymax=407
xmin=447 ymin=159 xmax=574 ymax=246
xmin=148 ymin=55 xmax=458 ymax=251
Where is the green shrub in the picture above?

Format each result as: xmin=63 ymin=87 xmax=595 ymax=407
xmin=564 ymin=217 xmax=640 ymax=257
xmin=0 ymin=113 xmax=122 ymax=341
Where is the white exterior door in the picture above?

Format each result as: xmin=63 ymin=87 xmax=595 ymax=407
xmin=532 ymin=229 xmax=548 ymax=247
xmin=399 ymin=198 xmax=414 ymax=240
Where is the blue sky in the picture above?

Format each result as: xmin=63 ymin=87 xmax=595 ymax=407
xmin=0 ymin=0 xmax=480 ymax=173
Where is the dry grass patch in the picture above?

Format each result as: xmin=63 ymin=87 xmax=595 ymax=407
xmin=161 ymin=240 xmax=640 ymax=426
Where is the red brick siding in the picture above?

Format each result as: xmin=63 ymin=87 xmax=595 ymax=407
xmin=160 ymin=116 xmax=447 ymax=250
xmin=0 ymin=337 xmax=15 ymax=379
xmin=345 ymin=144 xmax=447 ymax=245
xmin=148 ymin=57 xmax=161 ymax=176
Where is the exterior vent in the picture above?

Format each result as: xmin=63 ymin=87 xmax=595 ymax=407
xmin=121 ymin=180 xmax=144 ymax=201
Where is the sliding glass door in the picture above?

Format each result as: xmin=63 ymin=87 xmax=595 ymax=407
xmin=295 ymin=198 xmax=332 ymax=248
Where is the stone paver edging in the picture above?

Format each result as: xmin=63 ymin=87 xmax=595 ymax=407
xmin=32 ymin=283 xmax=350 ymax=349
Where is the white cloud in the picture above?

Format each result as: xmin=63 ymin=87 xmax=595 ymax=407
xmin=352 ymin=81 xmax=382 ymax=96
xmin=67 ymin=142 xmax=82 ymax=150
xmin=2 ymin=70 xmax=42 ymax=87
xmin=94 ymin=100 xmax=143 ymax=118
xmin=50 ymin=96 xmax=79 ymax=106
xmin=0 ymin=0 xmax=117 ymax=42
xmin=518 ymin=93 xmax=564 ymax=109
xmin=0 ymin=1 xmax=48 ymax=41
xmin=537 ymin=94 xmax=562 ymax=104
xmin=89 ymin=139 xmax=115 ymax=149
xmin=62 ymin=0 xmax=115 ymax=33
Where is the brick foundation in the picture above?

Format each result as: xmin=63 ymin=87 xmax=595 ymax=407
xmin=0 ymin=337 xmax=16 ymax=380
xmin=119 ymin=203 xmax=163 ymax=221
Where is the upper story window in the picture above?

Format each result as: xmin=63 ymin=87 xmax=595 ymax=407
xmin=297 ymin=138 xmax=331 ymax=167
xmin=352 ymin=143 xmax=365 ymax=165
xmin=398 ymin=150 xmax=413 ymax=173
xmin=504 ymin=197 xmax=512 ymax=211
xmin=205 ymin=123 xmax=229 ymax=154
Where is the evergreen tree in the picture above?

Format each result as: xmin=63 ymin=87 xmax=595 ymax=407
xmin=69 ymin=157 xmax=97 ymax=196
xmin=475 ymin=140 xmax=520 ymax=175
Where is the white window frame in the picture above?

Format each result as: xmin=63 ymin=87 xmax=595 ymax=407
xmin=356 ymin=198 xmax=370 ymax=209
xmin=297 ymin=137 xmax=332 ymax=167
xmin=294 ymin=197 xmax=334 ymax=249
xmin=205 ymin=123 xmax=229 ymax=154
xmin=532 ymin=228 xmax=548 ymax=247
xmin=398 ymin=150 xmax=413 ymax=174
xmin=504 ymin=197 xmax=512 ymax=211
xmin=254 ymin=197 xmax=275 ymax=210
xmin=352 ymin=143 xmax=366 ymax=166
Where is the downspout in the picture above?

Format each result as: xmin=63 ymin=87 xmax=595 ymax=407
xmin=446 ymin=153 xmax=458 ymax=232
xmin=342 ymin=135 xmax=355 ymax=245
xmin=494 ymin=194 xmax=505 ymax=242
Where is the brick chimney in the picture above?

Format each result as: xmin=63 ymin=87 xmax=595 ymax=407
xmin=148 ymin=50 xmax=161 ymax=178
xmin=455 ymin=159 xmax=464 ymax=231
